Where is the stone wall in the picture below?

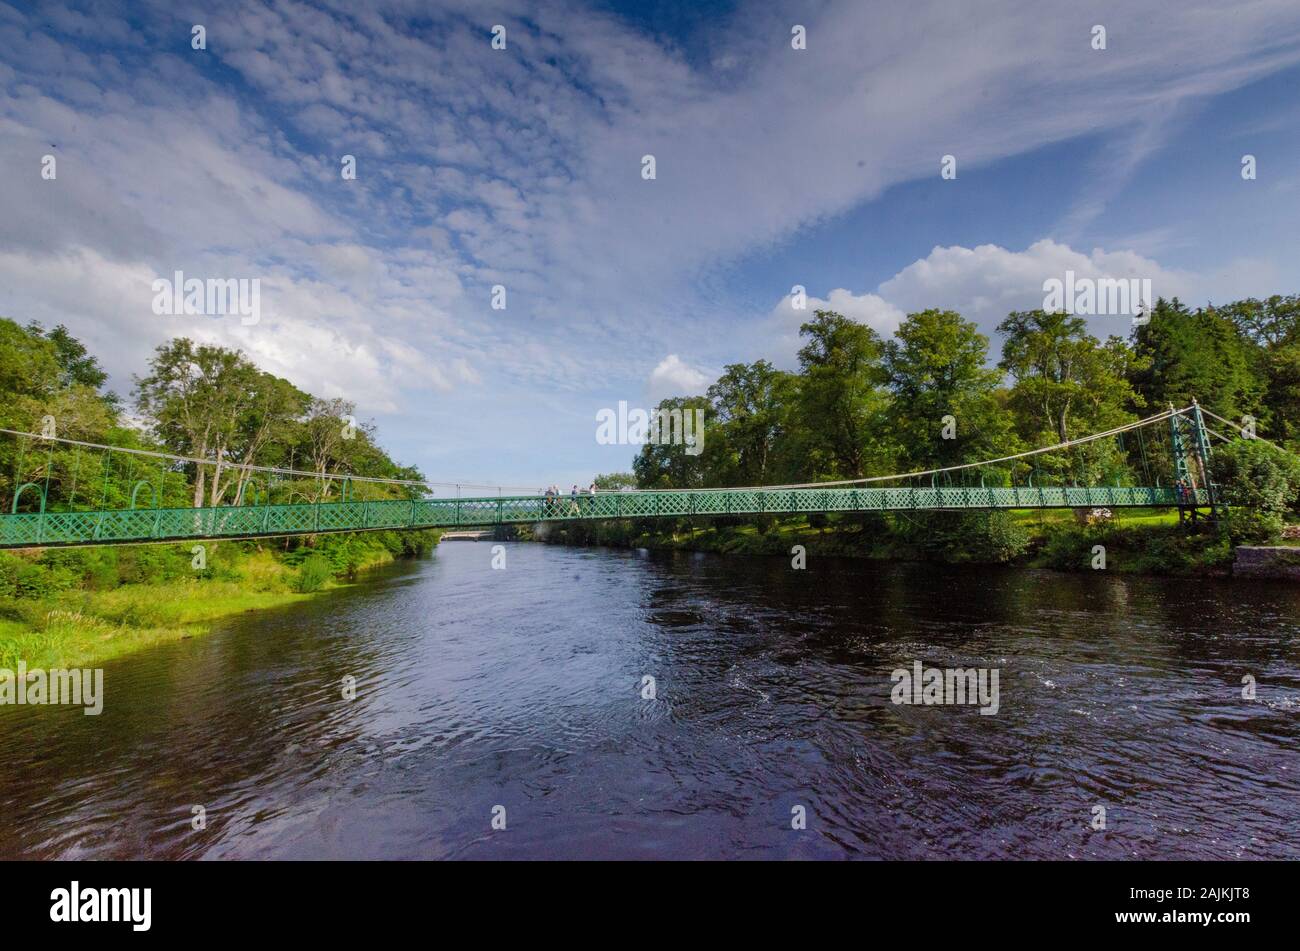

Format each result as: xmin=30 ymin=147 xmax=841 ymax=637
xmin=1233 ymin=546 xmax=1300 ymax=580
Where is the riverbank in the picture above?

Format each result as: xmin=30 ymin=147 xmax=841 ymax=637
xmin=0 ymin=530 xmax=438 ymax=669
xmin=522 ymin=508 xmax=1266 ymax=576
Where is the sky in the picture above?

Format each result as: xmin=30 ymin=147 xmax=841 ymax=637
xmin=2 ymin=0 xmax=1300 ymax=491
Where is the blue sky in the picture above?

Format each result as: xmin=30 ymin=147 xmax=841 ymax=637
xmin=2 ymin=0 xmax=1299 ymax=491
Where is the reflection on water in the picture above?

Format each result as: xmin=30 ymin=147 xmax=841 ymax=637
xmin=2 ymin=542 xmax=1298 ymax=859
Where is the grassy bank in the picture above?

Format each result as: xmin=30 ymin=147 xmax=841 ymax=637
xmin=524 ymin=507 xmax=1248 ymax=576
xmin=0 ymin=530 xmax=437 ymax=669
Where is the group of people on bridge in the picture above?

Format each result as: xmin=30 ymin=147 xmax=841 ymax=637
xmin=542 ymin=483 xmax=598 ymax=516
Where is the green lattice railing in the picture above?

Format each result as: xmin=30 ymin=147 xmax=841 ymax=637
xmin=0 ymin=485 xmax=1201 ymax=549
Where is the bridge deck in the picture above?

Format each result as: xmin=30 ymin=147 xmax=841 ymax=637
xmin=0 ymin=485 xmax=1203 ymax=549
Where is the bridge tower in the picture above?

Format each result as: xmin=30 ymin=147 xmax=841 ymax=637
xmin=1170 ymin=400 xmax=1217 ymax=522
xmin=1189 ymin=399 xmax=1217 ymax=519
xmin=1168 ymin=403 xmax=1191 ymax=487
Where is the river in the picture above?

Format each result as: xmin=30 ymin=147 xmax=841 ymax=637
xmin=2 ymin=542 xmax=1298 ymax=859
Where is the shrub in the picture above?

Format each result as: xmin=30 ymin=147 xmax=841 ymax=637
xmin=964 ymin=511 xmax=1030 ymax=563
xmin=1225 ymin=510 xmax=1284 ymax=545
xmin=295 ymin=552 xmax=333 ymax=592
xmin=1210 ymin=440 xmax=1300 ymax=516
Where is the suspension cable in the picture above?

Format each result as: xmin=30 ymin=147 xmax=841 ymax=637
xmin=1199 ymin=408 xmax=1295 ymax=456
xmin=0 ymin=428 xmax=542 ymax=494
xmin=2 ymin=405 xmax=1193 ymax=502
xmin=638 ymin=405 xmax=1191 ymax=492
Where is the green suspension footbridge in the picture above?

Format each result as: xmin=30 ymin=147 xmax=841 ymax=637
xmin=0 ymin=403 xmax=1252 ymax=550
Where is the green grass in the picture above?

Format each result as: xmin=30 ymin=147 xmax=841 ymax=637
xmin=0 ymin=546 xmax=405 ymax=670
xmin=0 ymin=585 xmax=313 ymax=670
xmin=1005 ymin=506 xmax=1180 ymax=528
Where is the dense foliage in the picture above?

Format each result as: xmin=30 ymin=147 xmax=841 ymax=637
xmin=626 ymin=302 xmax=1293 ymax=487
xmin=612 ymin=297 xmax=1300 ymax=560
xmin=0 ymin=320 xmax=433 ymax=601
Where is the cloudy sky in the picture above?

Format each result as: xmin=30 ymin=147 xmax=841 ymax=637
xmin=3 ymin=0 xmax=1300 ymax=489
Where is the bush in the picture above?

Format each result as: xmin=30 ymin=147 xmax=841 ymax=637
xmin=894 ymin=510 xmax=1029 ymax=563
xmin=0 ymin=551 xmax=79 ymax=599
xmin=1226 ymin=510 xmax=1284 ymax=545
xmin=981 ymin=511 xmax=1031 ymax=561
xmin=295 ymin=553 xmax=333 ymax=592
xmin=1210 ymin=439 xmax=1300 ymax=516
xmin=1034 ymin=520 xmax=1231 ymax=574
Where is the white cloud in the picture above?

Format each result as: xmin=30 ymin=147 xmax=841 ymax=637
xmin=767 ymin=289 xmax=905 ymax=365
xmin=762 ymin=238 xmax=1280 ymax=358
xmin=879 ymin=240 xmax=1180 ymax=338
xmin=647 ymin=354 xmax=711 ymax=402
xmin=2 ymin=0 xmax=1299 ymax=483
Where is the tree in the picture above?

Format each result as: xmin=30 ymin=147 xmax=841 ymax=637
xmin=593 ymin=472 xmax=636 ymax=491
xmin=1260 ymin=343 xmax=1300 ymax=448
xmin=632 ymin=395 xmax=713 ymax=489
xmin=998 ymin=310 xmax=1138 ymax=483
xmin=1220 ymin=295 xmax=1300 ymax=447
xmin=0 ymin=319 xmax=121 ymax=509
xmin=135 ymin=341 xmax=252 ymax=507
xmin=1210 ymin=438 xmax=1300 ymax=541
xmin=0 ymin=317 xmax=62 ymax=403
xmin=1130 ymin=298 xmax=1263 ymax=422
xmin=882 ymin=309 xmax=1016 ymax=472
xmin=26 ymin=322 xmax=109 ymax=391
xmin=134 ymin=339 xmax=307 ymax=507
xmin=302 ymin=397 xmax=357 ymax=490
xmin=1220 ymin=294 xmax=1300 ymax=349
xmin=220 ymin=371 xmax=310 ymax=505
xmin=705 ymin=360 xmax=795 ymax=486
xmin=791 ymin=310 xmax=890 ymax=479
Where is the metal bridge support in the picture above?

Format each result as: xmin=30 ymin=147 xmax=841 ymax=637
xmin=1170 ymin=401 xmax=1218 ymax=524
xmin=1189 ymin=399 xmax=1218 ymax=521
xmin=1168 ymin=403 xmax=1191 ymax=485
xmin=1169 ymin=404 xmax=1193 ymax=524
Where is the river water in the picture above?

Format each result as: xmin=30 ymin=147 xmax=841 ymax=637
xmin=2 ymin=542 xmax=1298 ymax=859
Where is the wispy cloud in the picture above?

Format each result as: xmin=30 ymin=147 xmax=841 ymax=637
xmin=2 ymin=0 xmax=1299 ymax=482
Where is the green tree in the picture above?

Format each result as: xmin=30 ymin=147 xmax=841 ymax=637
xmin=218 ymin=371 xmax=310 ymax=505
xmin=791 ymin=310 xmax=890 ymax=479
xmin=1220 ymin=294 xmax=1300 ymax=349
xmin=1130 ymin=298 xmax=1263 ymax=422
xmin=1210 ymin=438 xmax=1300 ymax=541
xmin=705 ymin=360 xmax=795 ymax=486
xmin=998 ymin=310 xmax=1139 ymax=484
xmin=1220 ymin=295 xmax=1300 ymax=447
xmin=0 ymin=317 xmax=62 ymax=403
xmin=883 ymin=309 xmax=1016 ymax=473
xmin=26 ymin=322 xmax=110 ymax=391
xmin=1260 ymin=343 xmax=1300 ymax=448
xmin=134 ymin=339 xmax=307 ymax=506
xmin=632 ymin=396 xmax=713 ymax=489
xmin=0 ymin=320 xmax=122 ymax=509
xmin=593 ymin=472 xmax=636 ymax=491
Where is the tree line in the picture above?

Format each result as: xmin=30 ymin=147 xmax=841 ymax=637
xmin=0 ymin=320 xmax=422 ymax=514
xmin=626 ymin=296 xmax=1300 ymax=499
xmin=4 ymin=291 xmax=1299 ymax=527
